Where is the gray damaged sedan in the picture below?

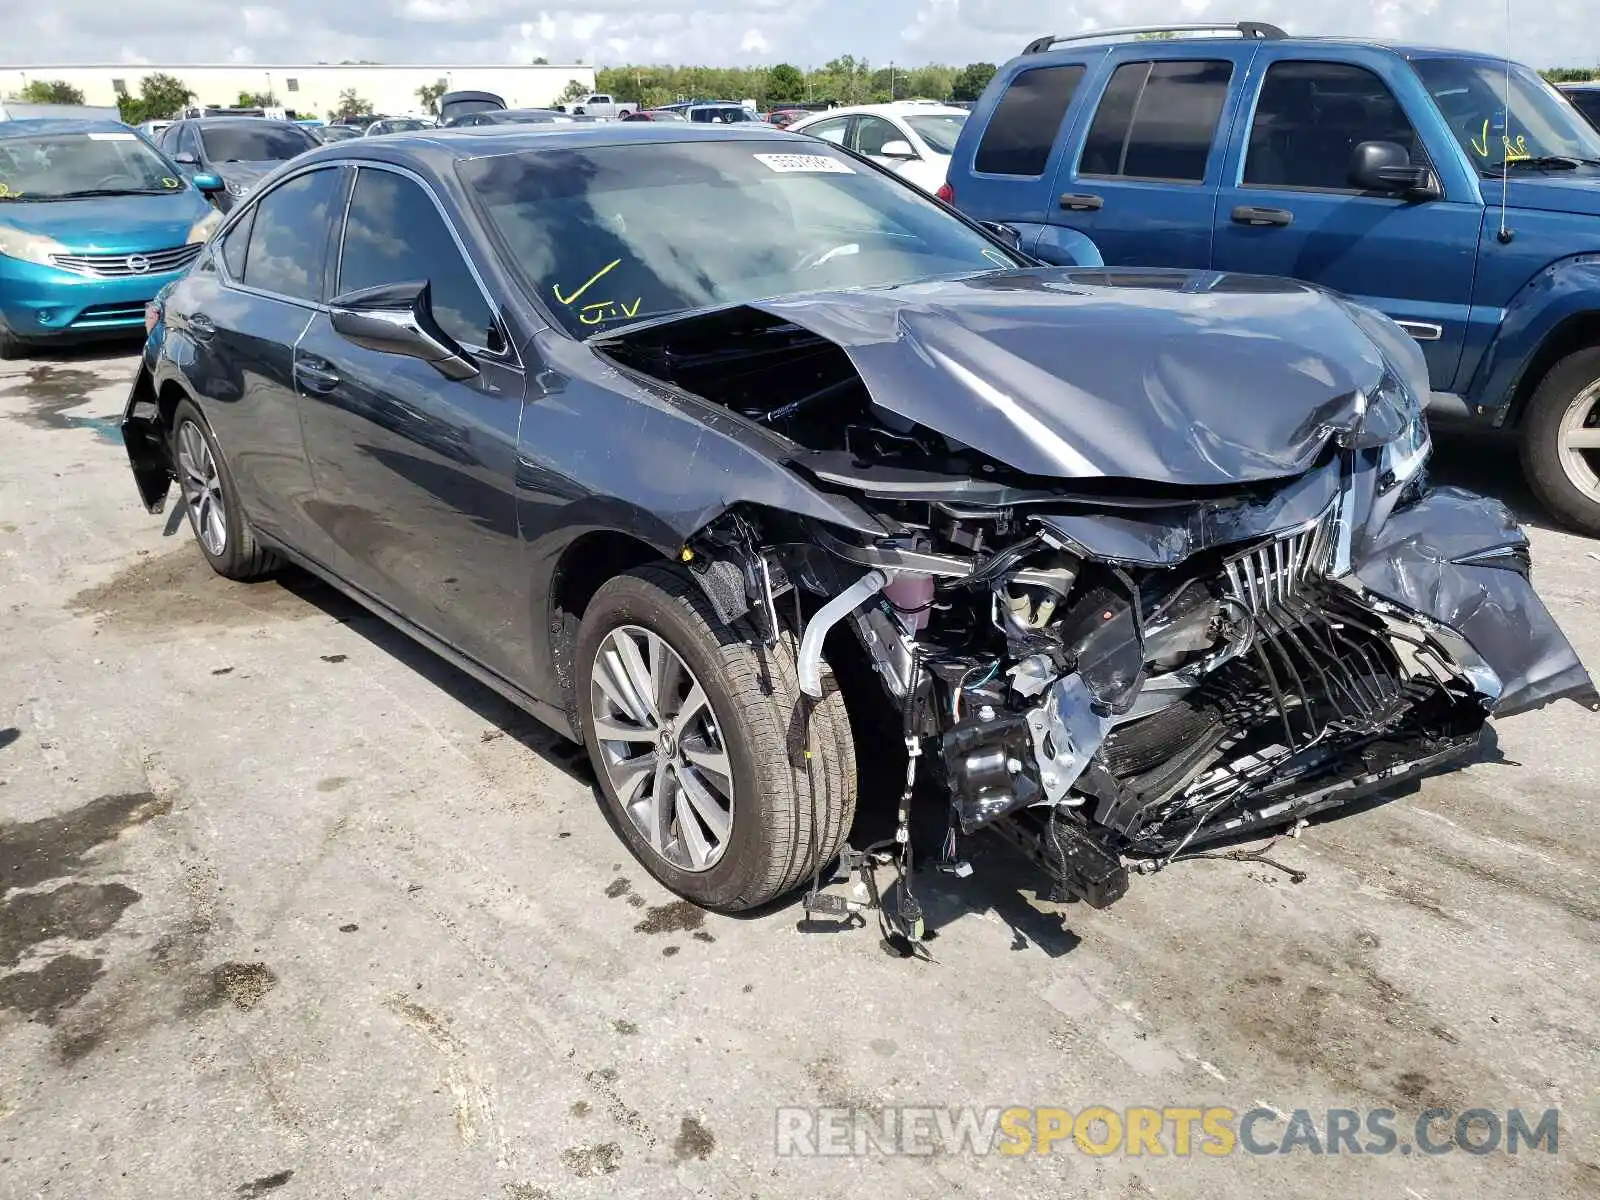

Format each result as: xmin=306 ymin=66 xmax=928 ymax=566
xmin=122 ymin=128 xmax=1596 ymax=933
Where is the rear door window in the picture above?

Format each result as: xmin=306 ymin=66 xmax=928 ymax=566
xmin=974 ymin=64 xmax=1087 ymax=176
xmin=239 ymin=167 xmax=343 ymax=302
xmin=1080 ymin=59 xmax=1234 ymax=182
xmin=802 ymin=116 xmax=850 ymax=145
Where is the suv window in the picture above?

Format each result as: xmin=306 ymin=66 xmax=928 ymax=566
xmin=338 ymin=168 xmax=497 ymax=349
xmin=974 ymin=65 xmax=1086 ymax=176
xmin=1081 ymin=60 xmax=1234 ymax=182
xmin=1245 ymin=61 xmax=1426 ymax=190
xmin=240 ymin=168 xmax=342 ymax=301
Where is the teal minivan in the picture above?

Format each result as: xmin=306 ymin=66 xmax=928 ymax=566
xmin=0 ymin=118 xmax=223 ymax=358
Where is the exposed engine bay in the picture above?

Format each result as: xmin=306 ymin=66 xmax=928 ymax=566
xmin=598 ymin=283 xmax=1598 ymax=930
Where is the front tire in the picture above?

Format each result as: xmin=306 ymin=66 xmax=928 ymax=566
xmin=0 ymin=320 xmax=24 ymax=361
xmin=1521 ymin=347 xmax=1600 ymax=537
xmin=575 ymin=564 xmax=856 ymax=912
xmin=169 ymin=399 xmax=280 ymax=580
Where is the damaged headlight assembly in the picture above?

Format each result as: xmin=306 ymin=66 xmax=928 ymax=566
xmin=1371 ymin=370 xmax=1432 ymax=496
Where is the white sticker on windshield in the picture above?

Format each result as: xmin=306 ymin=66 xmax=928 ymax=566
xmin=87 ymin=132 xmax=137 ymax=141
xmin=753 ymin=153 xmax=854 ymax=174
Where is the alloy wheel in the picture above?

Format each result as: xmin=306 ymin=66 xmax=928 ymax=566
xmin=590 ymin=625 xmax=734 ymax=872
xmin=1557 ymin=379 xmax=1600 ymax=506
xmin=176 ymin=420 xmax=227 ymax=557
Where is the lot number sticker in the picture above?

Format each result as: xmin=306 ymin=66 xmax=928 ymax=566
xmin=754 ymin=153 xmax=855 ymax=174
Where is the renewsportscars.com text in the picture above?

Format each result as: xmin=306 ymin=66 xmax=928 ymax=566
xmin=773 ymin=1105 xmax=1560 ymax=1158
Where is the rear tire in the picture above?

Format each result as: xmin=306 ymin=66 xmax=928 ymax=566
xmin=169 ymin=399 xmax=280 ymax=581
xmin=575 ymin=564 xmax=856 ymax=912
xmin=1521 ymin=347 xmax=1600 ymax=537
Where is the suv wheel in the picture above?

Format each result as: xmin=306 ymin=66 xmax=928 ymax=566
xmin=170 ymin=399 xmax=281 ymax=580
xmin=1521 ymin=347 xmax=1600 ymax=537
xmin=574 ymin=564 xmax=856 ymax=912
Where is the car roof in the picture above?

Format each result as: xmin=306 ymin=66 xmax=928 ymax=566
xmin=794 ymin=103 xmax=968 ymax=120
xmin=0 ymin=118 xmax=136 ymax=140
xmin=291 ymin=121 xmax=800 ymax=170
xmin=1018 ymin=32 xmax=1518 ymax=67
xmin=180 ymin=116 xmax=307 ymax=128
xmin=1560 ymin=81 xmax=1600 ymax=92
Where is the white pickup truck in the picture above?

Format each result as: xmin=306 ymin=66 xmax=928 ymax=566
xmin=566 ymin=94 xmax=634 ymax=119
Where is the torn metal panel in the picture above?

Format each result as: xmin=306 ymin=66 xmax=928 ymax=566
xmin=1351 ymin=487 xmax=1599 ymax=717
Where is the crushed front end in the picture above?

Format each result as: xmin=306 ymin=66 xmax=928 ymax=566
xmin=604 ymin=272 xmax=1597 ymax=915
xmin=777 ymin=457 xmax=1594 ymax=910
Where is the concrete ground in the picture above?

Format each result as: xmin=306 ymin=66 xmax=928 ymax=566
xmin=1 ymin=346 xmax=1597 ymax=1200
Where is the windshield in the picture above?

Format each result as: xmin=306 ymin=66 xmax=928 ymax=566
xmin=199 ymin=123 xmax=317 ymax=163
xmin=1414 ymin=58 xmax=1600 ymax=170
xmin=0 ymin=131 xmax=187 ymax=200
xmin=461 ymin=140 xmax=1023 ymax=336
xmin=905 ymin=113 xmax=967 ymax=155
xmin=694 ymin=107 xmax=757 ymax=123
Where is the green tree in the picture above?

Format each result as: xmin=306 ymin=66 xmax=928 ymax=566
xmin=766 ymin=63 xmax=805 ymax=103
xmin=18 ymin=79 xmax=85 ymax=105
xmin=557 ymin=78 xmax=590 ymax=105
xmin=237 ymin=91 xmax=277 ymax=108
xmin=332 ymin=88 xmax=374 ymax=121
xmin=951 ymin=62 xmax=997 ymax=102
xmin=1544 ymin=66 xmax=1599 ymax=82
xmin=417 ymin=78 xmax=447 ymax=115
xmin=115 ymin=73 xmax=195 ymax=124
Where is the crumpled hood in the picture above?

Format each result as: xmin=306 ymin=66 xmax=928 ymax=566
xmin=0 ymin=191 xmax=209 ymax=252
xmin=752 ymin=268 xmax=1399 ymax=485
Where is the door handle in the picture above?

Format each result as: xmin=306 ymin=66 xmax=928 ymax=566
xmin=1231 ymin=205 xmax=1294 ymax=227
xmin=294 ymin=358 xmax=340 ymax=394
xmin=1059 ymin=193 xmax=1104 ymax=211
xmin=187 ymin=312 xmax=215 ymax=340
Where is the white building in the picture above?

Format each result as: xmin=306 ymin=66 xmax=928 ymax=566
xmin=2 ymin=63 xmax=596 ymax=120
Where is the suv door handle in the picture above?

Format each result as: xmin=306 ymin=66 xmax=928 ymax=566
xmin=294 ymin=357 xmax=340 ymax=394
xmin=1059 ymin=193 xmax=1104 ymax=211
xmin=187 ymin=312 xmax=215 ymax=340
xmin=1231 ymin=205 xmax=1294 ymax=227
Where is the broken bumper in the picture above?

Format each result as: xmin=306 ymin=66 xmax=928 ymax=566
xmin=1351 ymin=487 xmax=1598 ymax=718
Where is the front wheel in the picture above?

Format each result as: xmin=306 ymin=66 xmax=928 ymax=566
xmin=1521 ymin=347 xmax=1600 ymax=537
xmin=575 ymin=564 xmax=856 ymax=912
xmin=0 ymin=320 xmax=24 ymax=361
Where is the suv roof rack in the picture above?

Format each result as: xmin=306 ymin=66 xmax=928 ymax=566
xmin=1022 ymin=21 xmax=1288 ymax=55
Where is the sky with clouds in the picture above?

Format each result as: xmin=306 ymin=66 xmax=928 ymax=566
xmin=2 ymin=1 xmax=1596 ymax=70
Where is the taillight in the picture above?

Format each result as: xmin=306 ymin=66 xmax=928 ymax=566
xmin=936 ymin=181 xmax=955 ymax=205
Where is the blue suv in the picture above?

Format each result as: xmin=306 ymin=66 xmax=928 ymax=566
xmin=945 ymin=21 xmax=1600 ymax=536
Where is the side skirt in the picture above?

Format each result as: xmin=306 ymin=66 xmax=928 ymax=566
xmin=255 ymin=531 xmax=576 ymax=743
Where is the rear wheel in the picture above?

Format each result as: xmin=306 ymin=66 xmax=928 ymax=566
xmin=170 ymin=399 xmax=280 ymax=580
xmin=1521 ymin=347 xmax=1600 ymax=537
xmin=575 ymin=564 xmax=856 ymax=912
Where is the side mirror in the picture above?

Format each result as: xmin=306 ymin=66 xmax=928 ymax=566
xmin=878 ymin=139 xmax=918 ymax=160
xmin=980 ymin=220 xmax=1023 ymax=250
xmin=192 ymin=173 xmax=223 ymax=194
xmin=329 ymin=280 xmax=480 ymax=381
xmin=174 ymin=152 xmax=198 ymax=166
xmin=1350 ymin=141 xmax=1435 ymax=196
